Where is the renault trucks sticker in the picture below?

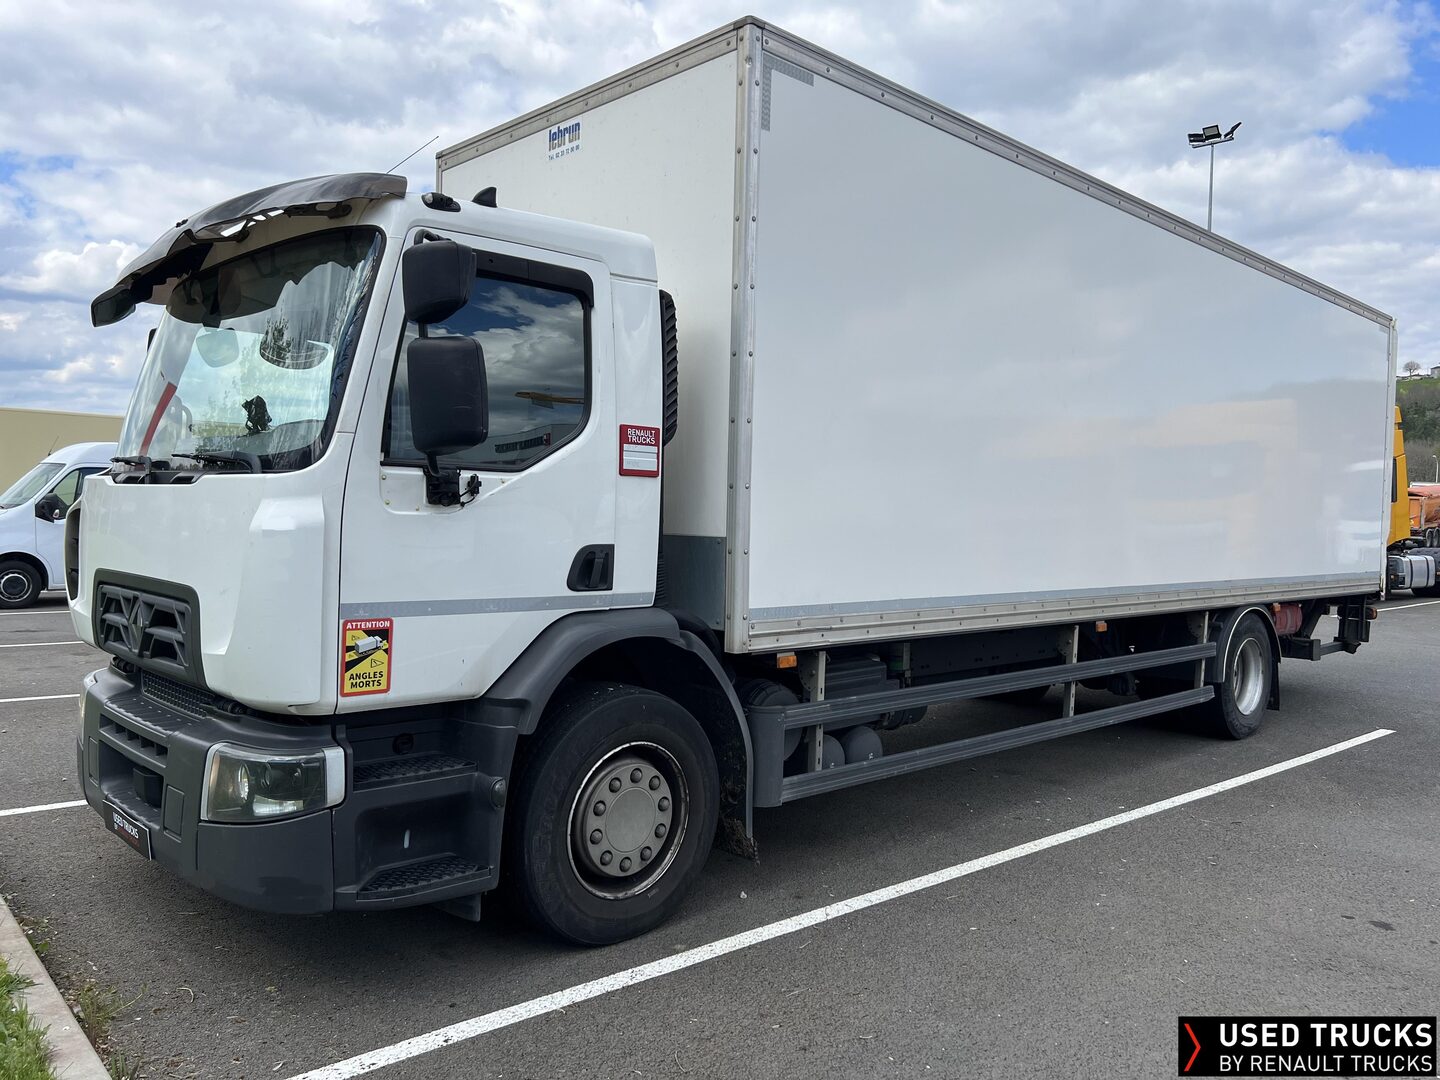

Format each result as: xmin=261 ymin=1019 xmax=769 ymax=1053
xmin=547 ymin=119 xmax=581 ymax=160
xmin=342 ymin=618 xmax=392 ymax=696
xmin=619 ymin=424 xmax=661 ymax=476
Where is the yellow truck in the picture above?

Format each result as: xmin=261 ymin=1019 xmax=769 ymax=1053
xmin=1389 ymin=408 xmax=1440 ymax=596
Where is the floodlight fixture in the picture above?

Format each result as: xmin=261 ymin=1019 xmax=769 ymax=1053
xmin=1187 ymin=121 xmax=1242 ymax=229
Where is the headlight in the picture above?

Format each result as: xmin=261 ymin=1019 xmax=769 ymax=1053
xmin=201 ymin=744 xmax=345 ymax=823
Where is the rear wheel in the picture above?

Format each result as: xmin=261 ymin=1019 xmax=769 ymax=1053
xmin=0 ymin=560 xmax=41 ymax=609
xmin=1203 ymin=613 xmax=1273 ymax=739
xmin=509 ymin=682 xmax=719 ymax=945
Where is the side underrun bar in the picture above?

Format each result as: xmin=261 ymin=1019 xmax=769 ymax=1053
xmin=748 ymin=642 xmax=1217 ymax=805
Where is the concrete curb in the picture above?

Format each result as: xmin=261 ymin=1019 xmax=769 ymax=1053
xmin=0 ymin=892 xmax=110 ymax=1080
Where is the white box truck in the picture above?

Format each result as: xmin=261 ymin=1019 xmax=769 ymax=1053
xmin=71 ymin=18 xmax=1394 ymax=943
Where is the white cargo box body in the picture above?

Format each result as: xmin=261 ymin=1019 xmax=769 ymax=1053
xmin=439 ymin=18 xmax=1395 ymax=654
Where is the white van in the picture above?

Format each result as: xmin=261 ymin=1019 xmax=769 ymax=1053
xmin=0 ymin=442 xmax=116 ymax=608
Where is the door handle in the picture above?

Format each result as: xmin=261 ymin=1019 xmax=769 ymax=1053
xmin=567 ymin=545 xmax=614 ymax=592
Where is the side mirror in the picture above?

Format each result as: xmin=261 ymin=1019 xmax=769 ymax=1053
xmin=407 ymin=336 xmax=488 ymax=506
xmin=35 ymin=494 xmax=64 ymax=522
xmin=403 ymin=240 xmax=475 ymax=325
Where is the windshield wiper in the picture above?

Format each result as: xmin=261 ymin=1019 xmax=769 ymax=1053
xmin=111 ymin=455 xmax=171 ymax=475
xmin=172 ymin=450 xmax=262 ymax=474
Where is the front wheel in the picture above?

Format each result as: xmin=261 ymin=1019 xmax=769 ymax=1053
xmin=0 ymin=560 xmax=41 ymax=609
xmin=1203 ymin=613 xmax=1273 ymax=739
xmin=509 ymin=682 xmax=719 ymax=945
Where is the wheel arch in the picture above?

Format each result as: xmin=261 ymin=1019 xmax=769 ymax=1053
xmin=0 ymin=551 xmax=48 ymax=591
xmin=1204 ymin=605 xmax=1281 ymax=710
xmin=476 ymin=608 xmax=753 ymax=837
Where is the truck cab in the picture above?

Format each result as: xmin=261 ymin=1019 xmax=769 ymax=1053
xmin=71 ymin=174 xmax=723 ymax=943
xmin=0 ymin=440 xmax=115 ymax=608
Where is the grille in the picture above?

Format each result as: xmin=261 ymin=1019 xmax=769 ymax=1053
xmin=96 ymin=584 xmax=192 ymax=674
xmin=359 ymin=856 xmax=479 ymax=897
xmin=142 ymin=672 xmax=216 ymax=717
xmin=100 ymin=714 xmax=168 ymax=762
xmin=353 ymin=755 xmax=474 ymax=786
xmin=63 ymin=503 xmax=81 ymax=600
xmin=659 ymin=288 xmax=679 ymax=445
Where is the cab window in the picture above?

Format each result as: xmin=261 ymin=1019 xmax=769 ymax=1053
xmin=49 ymin=468 xmax=106 ymax=512
xmin=386 ymin=274 xmax=589 ymax=471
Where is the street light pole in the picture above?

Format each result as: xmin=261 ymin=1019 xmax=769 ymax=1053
xmin=1208 ymin=143 xmax=1216 ymax=231
xmin=1188 ymin=122 xmax=1241 ymax=232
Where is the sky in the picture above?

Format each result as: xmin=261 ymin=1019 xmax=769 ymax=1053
xmin=0 ymin=0 xmax=1437 ymax=415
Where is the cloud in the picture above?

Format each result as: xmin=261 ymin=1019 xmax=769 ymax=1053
xmin=1 ymin=240 xmax=140 ymax=301
xmin=0 ymin=0 xmax=1436 ymax=417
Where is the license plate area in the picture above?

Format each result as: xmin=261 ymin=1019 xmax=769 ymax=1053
xmin=103 ymin=801 xmax=153 ymax=859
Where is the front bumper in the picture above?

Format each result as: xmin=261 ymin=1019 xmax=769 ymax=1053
xmin=77 ymin=666 xmax=508 ymax=914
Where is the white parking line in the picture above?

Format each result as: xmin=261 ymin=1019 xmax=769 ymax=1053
xmin=0 ymin=800 xmax=86 ymax=819
xmin=286 ymin=727 xmax=1395 ymax=1080
xmin=0 ymin=641 xmax=84 ymax=649
xmin=0 ymin=694 xmax=79 ymax=704
xmin=1384 ymin=598 xmax=1440 ymax=612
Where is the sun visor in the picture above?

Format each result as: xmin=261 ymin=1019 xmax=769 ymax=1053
xmin=90 ymin=172 xmax=407 ymax=327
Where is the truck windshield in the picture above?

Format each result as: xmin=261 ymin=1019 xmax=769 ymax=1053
xmin=0 ymin=461 xmax=63 ymax=508
xmin=117 ymin=227 xmax=382 ymax=472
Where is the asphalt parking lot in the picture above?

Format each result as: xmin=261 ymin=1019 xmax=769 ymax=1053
xmin=2 ymin=594 xmax=1436 ymax=1079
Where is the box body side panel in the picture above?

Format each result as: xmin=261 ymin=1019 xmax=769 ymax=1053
xmin=743 ymin=61 xmax=1389 ymax=648
xmin=440 ymin=53 xmax=741 ymax=547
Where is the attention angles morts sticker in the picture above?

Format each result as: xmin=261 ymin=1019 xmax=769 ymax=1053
xmin=341 ymin=618 xmax=392 ymax=697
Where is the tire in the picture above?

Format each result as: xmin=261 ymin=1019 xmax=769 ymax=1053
xmin=508 ymin=681 xmax=719 ymax=945
xmin=1415 ymin=582 xmax=1440 ymax=598
xmin=1203 ymin=613 xmax=1273 ymax=739
xmin=0 ymin=560 xmax=41 ymax=610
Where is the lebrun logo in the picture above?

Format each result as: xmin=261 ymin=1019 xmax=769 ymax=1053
xmin=547 ymin=119 xmax=581 ymax=160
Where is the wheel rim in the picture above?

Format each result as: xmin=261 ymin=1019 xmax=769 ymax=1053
xmin=568 ymin=741 xmax=689 ymax=900
xmin=1230 ymin=637 xmax=1265 ymax=715
xmin=0 ymin=570 xmax=33 ymax=603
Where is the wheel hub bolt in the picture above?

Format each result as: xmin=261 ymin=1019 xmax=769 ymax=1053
xmin=657 ymin=797 xmax=670 ymax=812
xmin=630 ymin=768 xmax=643 ymax=784
xmin=641 ymin=846 xmax=653 ymax=861
xmin=609 ymin=777 xmax=622 ymax=793
xmin=655 ymin=823 xmax=667 ymax=838
xmin=593 ymin=800 xmax=606 ymax=816
xmin=620 ymin=857 xmax=633 ymax=872
xmin=600 ymin=850 xmax=613 ymax=866
xmin=589 ymin=829 xmax=602 ymax=845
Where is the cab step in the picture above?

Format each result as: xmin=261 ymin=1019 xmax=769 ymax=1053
xmin=354 ymin=855 xmax=489 ymax=902
xmin=353 ymin=754 xmax=476 ymax=789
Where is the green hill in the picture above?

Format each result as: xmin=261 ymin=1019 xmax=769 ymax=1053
xmin=1399 ymin=378 xmax=1440 ymax=482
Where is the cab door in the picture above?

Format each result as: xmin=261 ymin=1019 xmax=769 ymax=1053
xmin=338 ymin=233 xmax=624 ymax=709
